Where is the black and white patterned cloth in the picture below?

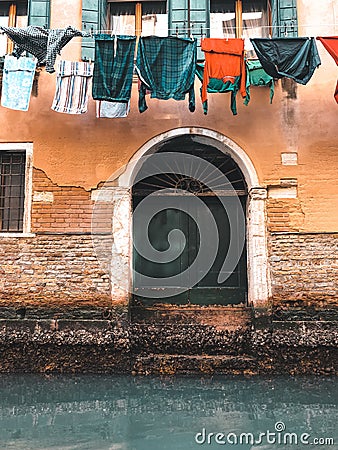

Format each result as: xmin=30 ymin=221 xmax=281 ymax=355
xmin=0 ymin=26 xmax=88 ymax=73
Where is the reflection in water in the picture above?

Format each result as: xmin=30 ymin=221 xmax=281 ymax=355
xmin=0 ymin=375 xmax=337 ymax=449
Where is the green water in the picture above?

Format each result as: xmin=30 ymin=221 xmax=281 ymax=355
xmin=0 ymin=375 xmax=337 ymax=449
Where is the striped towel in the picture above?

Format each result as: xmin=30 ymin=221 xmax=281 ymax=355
xmin=51 ymin=60 xmax=92 ymax=114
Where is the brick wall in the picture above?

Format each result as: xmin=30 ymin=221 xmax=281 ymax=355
xmin=32 ymin=169 xmax=94 ymax=233
xmin=267 ymin=198 xmax=305 ymax=232
xmin=0 ymin=235 xmax=112 ymax=307
xmin=0 ymin=168 xmax=118 ymax=307
xmin=269 ymin=233 xmax=338 ymax=306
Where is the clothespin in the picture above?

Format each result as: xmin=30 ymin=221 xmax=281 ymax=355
xmin=90 ymin=26 xmax=94 ymax=38
xmin=284 ymin=23 xmax=287 ymax=37
xmin=176 ymin=25 xmax=179 ymax=37
xmin=190 ymin=22 xmax=194 ymax=39
xmin=114 ymin=34 xmax=118 ymax=58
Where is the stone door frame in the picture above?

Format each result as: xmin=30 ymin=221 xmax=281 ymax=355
xmin=117 ymin=127 xmax=271 ymax=306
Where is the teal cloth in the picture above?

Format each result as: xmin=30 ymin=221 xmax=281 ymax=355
xmin=1 ymin=55 xmax=36 ymax=111
xmin=136 ymin=36 xmax=197 ymax=113
xmin=195 ymin=63 xmax=241 ymax=115
xmin=244 ymin=59 xmax=274 ymax=106
xmin=92 ymin=35 xmax=136 ymax=102
xmin=250 ymin=38 xmax=321 ymax=85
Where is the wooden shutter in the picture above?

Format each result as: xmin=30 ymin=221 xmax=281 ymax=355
xmin=272 ymin=0 xmax=298 ymax=37
xmin=168 ymin=0 xmax=209 ymax=59
xmin=28 ymin=0 xmax=50 ymax=27
xmin=82 ymin=0 xmax=107 ymax=61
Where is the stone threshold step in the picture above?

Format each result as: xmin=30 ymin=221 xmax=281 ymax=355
xmin=131 ymin=306 xmax=254 ymax=326
xmin=133 ymin=354 xmax=257 ymax=375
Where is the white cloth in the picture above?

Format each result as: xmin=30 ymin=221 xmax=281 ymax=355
xmin=96 ymin=100 xmax=130 ymax=118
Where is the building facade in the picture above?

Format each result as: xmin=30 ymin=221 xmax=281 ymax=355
xmin=0 ymin=0 xmax=337 ymax=374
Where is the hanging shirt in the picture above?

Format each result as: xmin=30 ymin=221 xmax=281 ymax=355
xmin=195 ymin=63 xmax=242 ymax=115
xmin=250 ymin=37 xmax=321 ymax=85
xmin=96 ymin=100 xmax=130 ymax=118
xmin=200 ymin=38 xmax=247 ymax=116
xmin=136 ymin=36 xmax=197 ymax=113
xmin=1 ymin=55 xmax=36 ymax=111
xmin=244 ymin=59 xmax=274 ymax=106
xmin=0 ymin=26 xmax=85 ymax=73
xmin=51 ymin=60 xmax=92 ymax=114
xmin=317 ymin=37 xmax=338 ymax=103
xmin=92 ymin=35 xmax=136 ymax=104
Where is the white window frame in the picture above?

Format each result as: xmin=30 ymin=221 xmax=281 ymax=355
xmin=0 ymin=142 xmax=34 ymax=237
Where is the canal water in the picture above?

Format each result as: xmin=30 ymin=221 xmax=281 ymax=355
xmin=0 ymin=375 xmax=337 ymax=450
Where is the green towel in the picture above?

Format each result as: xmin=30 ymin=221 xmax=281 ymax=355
xmin=244 ymin=59 xmax=274 ymax=106
xmin=195 ymin=63 xmax=242 ymax=115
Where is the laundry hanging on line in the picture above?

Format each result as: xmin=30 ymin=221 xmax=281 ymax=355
xmin=250 ymin=37 xmax=321 ymax=85
xmin=244 ymin=59 xmax=274 ymax=105
xmin=51 ymin=60 xmax=92 ymax=114
xmin=0 ymin=26 xmax=86 ymax=73
xmin=92 ymin=34 xmax=136 ymax=106
xmin=136 ymin=36 xmax=197 ymax=113
xmin=199 ymin=38 xmax=247 ymax=116
xmin=317 ymin=36 xmax=338 ymax=103
xmin=0 ymin=26 xmax=336 ymax=115
xmin=1 ymin=55 xmax=36 ymax=111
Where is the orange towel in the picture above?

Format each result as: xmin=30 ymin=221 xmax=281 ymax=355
xmin=201 ymin=38 xmax=247 ymax=105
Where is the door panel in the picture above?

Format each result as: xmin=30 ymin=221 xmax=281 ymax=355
xmin=133 ymin=195 xmax=247 ymax=306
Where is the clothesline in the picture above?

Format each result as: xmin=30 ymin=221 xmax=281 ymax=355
xmin=0 ymin=22 xmax=336 ymax=37
xmin=88 ymin=23 xmax=338 ymax=33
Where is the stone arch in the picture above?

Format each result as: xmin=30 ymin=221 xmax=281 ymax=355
xmin=117 ymin=127 xmax=270 ymax=306
xmin=119 ymin=127 xmax=259 ymax=190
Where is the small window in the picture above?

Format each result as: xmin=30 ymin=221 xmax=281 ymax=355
xmin=108 ymin=1 xmax=168 ymax=37
xmin=0 ymin=144 xmax=33 ymax=235
xmin=0 ymin=151 xmax=26 ymax=232
xmin=0 ymin=1 xmax=28 ymax=56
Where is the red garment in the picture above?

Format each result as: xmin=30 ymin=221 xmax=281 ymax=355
xmin=317 ymin=37 xmax=338 ymax=103
xmin=201 ymin=38 xmax=246 ymax=105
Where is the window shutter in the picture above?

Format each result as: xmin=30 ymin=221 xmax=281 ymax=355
xmin=168 ymin=0 xmax=209 ymax=59
xmin=28 ymin=0 xmax=50 ymax=27
xmin=272 ymin=0 xmax=298 ymax=37
xmin=82 ymin=0 xmax=107 ymax=61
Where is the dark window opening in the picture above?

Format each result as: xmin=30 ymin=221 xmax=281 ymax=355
xmin=210 ymin=0 xmax=270 ymax=38
xmin=0 ymin=1 xmax=28 ymax=56
xmin=108 ymin=1 xmax=167 ymax=36
xmin=0 ymin=151 xmax=26 ymax=232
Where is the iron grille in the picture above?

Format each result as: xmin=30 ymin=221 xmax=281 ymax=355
xmin=0 ymin=151 xmax=26 ymax=232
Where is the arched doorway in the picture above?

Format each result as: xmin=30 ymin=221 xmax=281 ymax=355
xmin=131 ymin=135 xmax=248 ymax=306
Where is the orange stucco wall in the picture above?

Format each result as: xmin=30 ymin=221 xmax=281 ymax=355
xmin=0 ymin=0 xmax=337 ymax=232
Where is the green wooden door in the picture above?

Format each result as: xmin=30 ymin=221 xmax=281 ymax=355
xmin=133 ymin=194 xmax=247 ymax=306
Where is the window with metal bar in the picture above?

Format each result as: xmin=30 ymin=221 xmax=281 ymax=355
xmin=0 ymin=151 xmax=26 ymax=232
